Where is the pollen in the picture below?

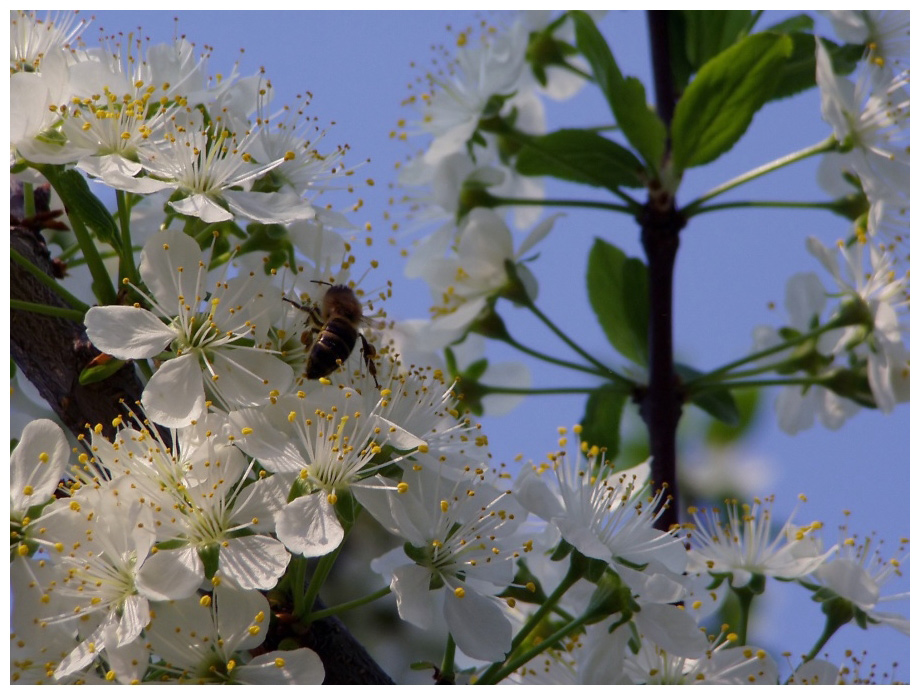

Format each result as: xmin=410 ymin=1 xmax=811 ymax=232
xmin=240 ymin=427 xmax=254 ymax=436
xmin=397 ymin=482 xmax=409 ymax=494
xmin=454 ymin=586 xmax=466 ymax=598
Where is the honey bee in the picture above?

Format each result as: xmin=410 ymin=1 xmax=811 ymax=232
xmin=284 ymin=282 xmax=380 ymax=388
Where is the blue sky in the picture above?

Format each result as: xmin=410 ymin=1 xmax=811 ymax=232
xmin=51 ymin=10 xmax=914 ymax=682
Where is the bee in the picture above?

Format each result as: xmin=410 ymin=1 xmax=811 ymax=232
xmin=284 ymin=282 xmax=380 ymax=389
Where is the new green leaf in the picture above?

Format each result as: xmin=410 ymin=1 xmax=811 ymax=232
xmin=580 ymin=385 xmax=627 ymax=461
xmin=570 ymin=10 xmax=666 ymax=172
xmin=586 ymin=238 xmax=649 ymax=366
xmin=671 ymin=32 xmax=793 ymax=172
xmin=515 ymin=129 xmax=644 ymax=190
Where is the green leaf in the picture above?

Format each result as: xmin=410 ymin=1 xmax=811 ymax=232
xmin=671 ymin=32 xmax=793 ymax=172
xmin=48 ymin=169 xmax=120 ymax=248
xmin=579 ymin=386 xmax=626 ymax=461
xmin=515 ymin=129 xmax=644 ymax=190
xmin=586 ymin=238 xmax=649 ymax=366
xmin=570 ymin=11 xmax=666 ymax=172
xmin=681 ymin=11 xmax=755 ymax=68
xmin=769 ymin=34 xmax=865 ymax=102
xmin=762 ymin=12 xmax=814 ymax=34
xmin=676 ymin=363 xmax=740 ymax=426
xmin=706 ymin=388 xmax=759 ymax=445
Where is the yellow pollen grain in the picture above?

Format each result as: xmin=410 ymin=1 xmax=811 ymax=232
xmin=327 ymin=493 xmax=338 ymax=505
xmin=454 ymin=586 xmax=466 ymax=598
xmin=397 ymin=482 xmax=409 ymax=494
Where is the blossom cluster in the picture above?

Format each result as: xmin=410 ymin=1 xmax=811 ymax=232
xmin=8 ymin=9 xmax=910 ymax=686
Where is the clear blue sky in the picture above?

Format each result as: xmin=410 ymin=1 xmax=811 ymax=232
xmin=62 ymin=10 xmax=913 ymax=681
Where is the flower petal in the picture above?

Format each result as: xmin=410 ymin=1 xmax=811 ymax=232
xmin=141 ymin=353 xmax=206 ymax=427
xmin=443 ymin=585 xmax=511 ymax=661
xmin=85 ymin=305 xmax=175 ymax=358
xmin=275 ymin=495 xmax=344 ymax=558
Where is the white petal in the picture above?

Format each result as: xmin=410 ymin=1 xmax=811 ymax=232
xmin=224 ymin=189 xmax=315 ymax=224
xmin=237 ymin=648 xmax=325 ymax=685
xmin=391 ymin=563 xmax=436 ymax=629
xmin=220 ymin=535 xmax=291 ymax=590
xmin=85 ymin=305 xmax=175 ymax=358
xmin=209 ymin=349 xmax=294 ymax=408
xmin=275 ymin=495 xmax=344 ymax=558
xmin=136 ymin=546 xmax=202 ymax=600
xmin=170 ymin=193 xmax=233 ymax=223
xmin=513 ymin=467 xmax=565 ymax=520
xmin=10 ymin=419 xmax=70 ymax=513
xmin=635 ymin=602 xmax=707 ymax=657
xmin=113 ymin=594 xmax=149 ymax=647
xmin=444 ymin=586 xmax=512 ymax=661
xmin=142 ymin=353 xmax=206 ymax=428
xmin=139 ymin=229 xmax=206 ymax=310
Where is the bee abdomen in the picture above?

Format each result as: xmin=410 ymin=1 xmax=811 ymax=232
xmin=306 ymin=317 xmax=358 ymax=379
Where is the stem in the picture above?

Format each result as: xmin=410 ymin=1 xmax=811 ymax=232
xmin=682 ymin=136 xmax=839 ymax=215
xmin=299 ymin=545 xmax=344 ymax=621
xmin=695 ymin=376 xmax=829 ymax=391
xmin=10 ymin=248 xmax=90 ymax=313
xmin=490 ymin=195 xmax=635 ymax=215
xmin=641 ymin=10 xmax=684 ymax=532
xmin=688 ymin=199 xmax=839 ymax=217
xmin=732 ymin=585 xmax=756 ymax=645
xmin=115 ymin=189 xmax=139 ymax=285
xmin=684 ymin=322 xmax=841 ymax=387
xmin=306 ymin=585 xmax=391 ymax=622
xmin=497 ymin=333 xmax=612 ymax=378
xmin=23 ymin=182 xmax=36 ymax=218
xmin=524 ymin=301 xmax=629 ymax=384
xmin=478 ymin=561 xmax=584 ymax=684
xmin=67 ymin=205 xmax=118 ymax=305
xmin=10 ymin=299 xmax=86 ymax=322
xmin=478 ymin=611 xmax=593 ymax=684
xmin=481 ymin=385 xmax=601 ymax=396
xmin=289 ymin=556 xmax=308 ymax=618
xmin=439 ymin=633 xmax=457 ymax=685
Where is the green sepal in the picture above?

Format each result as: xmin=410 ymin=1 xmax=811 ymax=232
xmin=499 ymin=560 xmax=549 ymax=605
xmin=199 ymin=541 xmax=221 ymax=580
xmin=677 ymin=362 xmax=741 ymax=426
xmin=671 ymin=32 xmax=793 ymax=173
xmin=550 ymin=538 xmax=574 ymax=562
xmin=570 ymin=11 xmax=666 ymax=173
xmin=579 ymin=385 xmax=627 ymax=461
xmin=586 ymin=238 xmax=649 ymax=366
xmin=583 ymin=570 xmax=635 ymax=624
xmin=78 ymin=357 xmax=127 ymax=386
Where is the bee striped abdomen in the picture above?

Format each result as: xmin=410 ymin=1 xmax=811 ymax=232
xmin=306 ymin=316 xmax=359 ymax=379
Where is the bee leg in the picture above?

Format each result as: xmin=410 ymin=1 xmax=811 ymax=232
xmin=359 ymin=334 xmax=380 ymax=389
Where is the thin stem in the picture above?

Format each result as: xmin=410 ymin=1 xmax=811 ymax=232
xmin=115 ymin=189 xmax=138 ymax=285
xmin=688 ymin=199 xmax=840 ymax=217
xmin=299 ymin=545 xmax=343 ymax=621
xmin=498 ymin=333 xmax=611 ymax=378
xmin=524 ymin=301 xmax=630 ymax=384
xmin=732 ymin=585 xmax=756 ymax=645
xmin=23 ymin=182 xmax=36 ymax=218
xmin=289 ymin=556 xmax=308 ymax=618
xmin=11 ymin=248 xmax=90 ymax=313
xmin=439 ymin=633 xmax=457 ymax=685
xmin=306 ymin=585 xmax=391 ymax=622
xmin=478 ymin=611 xmax=593 ymax=684
xmin=11 ymin=299 xmax=86 ymax=323
xmin=478 ymin=563 xmax=584 ymax=684
xmin=694 ymin=376 xmax=830 ymax=391
xmin=684 ymin=322 xmax=840 ymax=387
xmin=67 ymin=205 xmax=118 ymax=305
xmin=480 ymin=385 xmax=601 ymax=397
xmin=682 ymin=136 xmax=838 ymax=215
xmin=490 ymin=195 xmax=635 ymax=215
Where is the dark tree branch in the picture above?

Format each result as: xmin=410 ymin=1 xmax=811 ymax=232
xmin=639 ymin=11 xmax=686 ymax=532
